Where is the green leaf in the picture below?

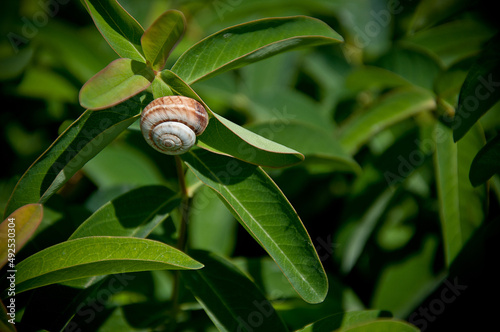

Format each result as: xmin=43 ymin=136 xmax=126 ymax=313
xmin=83 ymin=0 xmax=145 ymax=61
xmin=199 ymin=113 xmax=304 ymax=168
xmin=375 ymin=47 xmax=441 ymax=90
xmin=408 ymin=0 xmax=469 ymax=33
xmin=0 ymin=46 xmax=33 ymax=81
xmin=402 ymin=19 xmax=496 ymax=67
xmin=79 ymin=58 xmax=154 ymax=110
xmin=182 ymin=149 xmax=328 ymax=303
xmin=345 ymin=66 xmax=413 ymax=93
xmin=16 ymin=66 xmax=78 ymax=103
xmin=339 ymin=319 xmax=419 ymax=332
xmin=246 ymin=121 xmax=360 ymax=173
xmin=453 ymin=34 xmax=500 ymax=142
xmin=171 ymin=16 xmax=343 ymax=84
xmin=83 ymin=142 xmax=168 ymax=188
xmin=62 ymin=185 xmax=179 ymax=288
xmin=339 ymin=87 xmax=436 ymax=155
xmin=434 ymin=121 xmax=486 ymax=266
xmin=10 ymin=236 xmax=203 ymax=294
xmin=70 ymin=185 xmax=179 ymax=239
xmin=182 ymin=250 xmax=288 ymax=332
xmin=0 ymin=204 xmax=43 ymax=269
xmin=160 ymin=69 xmax=304 ymax=167
xmin=188 ymin=185 xmax=237 ymax=256
xmin=371 ymin=236 xmax=441 ymax=318
xmin=141 ymin=10 xmax=185 ymax=71
xmin=341 ymin=188 xmax=394 ymax=274
xmin=296 ymin=310 xmax=391 ymax=332
xmin=151 ymin=76 xmax=173 ymax=99
xmin=470 ymin=134 xmax=500 ymax=186
xmin=3 ymin=94 xmax=149 ymax=219
xmin=38 ymin=20 xmax=111 ymax=84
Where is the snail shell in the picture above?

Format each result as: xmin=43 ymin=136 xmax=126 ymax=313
xmin=140 ymin=96 xmax=209 ymax=155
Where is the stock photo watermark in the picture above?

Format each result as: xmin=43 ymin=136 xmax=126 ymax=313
xmin=212 ymin=0 xmax=243 ymax=21
xmin=64 ymin=273 xmax=136 ymax=332
xmin=5 ymin=217 xmax=17 ymax=325
xmin=7 ymin=0 xmax=69 ymax=53
xmin=408 ymin=277 xmax=467 ymax=331
xmin=341 ymin=0 xmax=405 ymax=61
xmin=384 ymin=71 xmax=500 ymax=188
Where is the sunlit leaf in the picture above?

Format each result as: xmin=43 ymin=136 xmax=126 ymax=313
xmin=79 ymin=58 xmax=154 ymax=110
xmin=160 ymin=70 xmax=304 ymax=167
xmin=0 ymin=204 xmax=43 ymax=269
xmin=339 ymin=87 xmax=436 ymax=154
xmin=83 ymin=0 xmax=145 ymax=61
xmin=296 ymin=310 xmax=391 ymax=332
xmin=12 ymin=236 xmax=203 ymax=294
xmin=434 ymin=121 xmax=486 ymax=266
xmin=247 ymin=121 xmax=360 ymax=173
xmin=182 ymin=149 xmax=328 ymax=303
xmin=62 ymin=185 xmax=179 ymax=288
xmin=182 ymin=250 xmax=288 ymax=332
xmin=141 ymin=10 xmax=185 ymax=71
xmin=3 ymin=94 xmax=150 ymax=219
xmin=70 ymin=186 xmax=179 ymax=239
xmin=340 ymin=319 xmax=420 ymax=332
xmin=171 ymin=16 xmax=343 ymax=84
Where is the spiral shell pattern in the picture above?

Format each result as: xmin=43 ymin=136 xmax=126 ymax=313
xmin=140 ymin=96 xmax=209 ymax=155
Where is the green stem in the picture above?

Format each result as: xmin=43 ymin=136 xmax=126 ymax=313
xmin=171 ymin=156 xmax=190 ymax=322
xmin=174 ymin=155 xmax=189 ymax=250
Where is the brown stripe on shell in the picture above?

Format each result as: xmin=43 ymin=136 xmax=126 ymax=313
xmin=141 ymin=96 xmax=209 ymax=136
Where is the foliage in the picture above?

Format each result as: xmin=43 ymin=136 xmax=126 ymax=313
xmin=1 ymin=0 xmax=499 ymax=331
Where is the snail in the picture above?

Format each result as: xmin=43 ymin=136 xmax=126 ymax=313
xmin=140 ymin=96 xmax=209 ymax=155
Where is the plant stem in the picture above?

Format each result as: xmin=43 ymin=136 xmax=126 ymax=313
xmin=171 ymin=156 xmax=190 ymax=323
xmin=174 ymin=155 xmax=189 ymax=251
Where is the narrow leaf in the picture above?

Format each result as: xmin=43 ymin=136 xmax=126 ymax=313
xmin=341 ymin=189 xmax=394 ymax=274
xmin=296 ymin=310 xmax=391 ymax=332
xmin=0 ymin=204 xmax=43 ymax=269
xmin=371 ymin=236 xmax=441 ymax=318
xmin=470 ymin=134 xmax=500 ymax=186
xmin=409 ymin=0 xmax=469 ymax=33
xmin=340 ymin=319 xmax=419 ymax=332
xmin=339 ymin=87 xmax=436 ymax=155
xmin=345 ymin=66 xmax=412 ymax=93
xmin=182 ymin=250 xmax=288 ymax=332
xmin=141 ymin=10 xmax=185 ymax=71
xmin=3 ymin=94 xmax=150 ymax=219
xmin=435 ymin=122 xmax=461 ymax=266
xmin=160 ymin=70 xmax=304 ymax=167
xmin=79 ymin=58 xmax=154 ymax=110
xmin=11 ymin=236 xmax=203 ymax=294
xmin=182 ymin=149 xmax=328 ymax=303
xmin=63 ymin=185 xmax=179 ymax=288
xmin=70 ymin=185 xmax=179 ymax=239
xmin=453 ymin=34 xmax=500 ymax=141
xmin=246 ymin=121 xmax=360 ymax=173
xmin=83 ymin=0 xmax=145 ymax=61
xmin=171 ymin=16 xmax=343 ymax=84
xmin=434 ymin=121 xmax=486 ymax=266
